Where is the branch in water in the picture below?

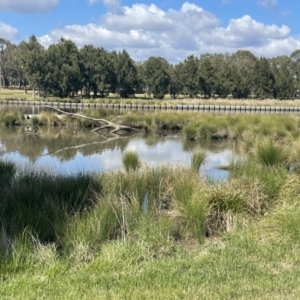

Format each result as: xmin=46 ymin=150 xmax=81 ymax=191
xmin=43 ymin=135 xmax=120 ymax=157
xmin=41 ymin=105 xmax=140 ymax=135
xmin=40 ymin=105 xmax=140 ymax=155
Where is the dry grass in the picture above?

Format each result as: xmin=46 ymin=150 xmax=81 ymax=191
xmin=1 ymin=88 xmax=300 ymax=106
xmin=168 ymin=98 xmax=300 ymax=107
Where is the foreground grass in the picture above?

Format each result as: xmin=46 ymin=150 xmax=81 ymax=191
xmin=1 ymin=228 xmax=300 ymax=299
xmin=0 ymin=152 xmax=299 ymax=298
xmin=2 ymin=112 xmax=300 ymax=298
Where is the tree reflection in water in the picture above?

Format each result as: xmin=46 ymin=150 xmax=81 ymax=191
xmin=0 ymin=126 xmax=236 ymax=181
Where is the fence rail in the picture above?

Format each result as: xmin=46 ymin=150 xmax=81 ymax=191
xmin=1 ymin=100 xmax=300 ymax=114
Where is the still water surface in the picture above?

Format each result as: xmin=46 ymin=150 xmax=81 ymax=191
xmin=0 ymin=126 xmax=236 ymax=182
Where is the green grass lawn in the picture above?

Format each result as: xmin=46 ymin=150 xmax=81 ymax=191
xmin=1 ymin=229 xmax=299 ymax=299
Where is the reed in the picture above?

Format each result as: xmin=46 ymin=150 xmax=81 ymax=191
xmin=0 ymin=110 xmax=22 ymax=126
xmin=122 ymin=151 xmax=141 ymax=172
xmin=0 ymin=169 xmax=98 ymax=246
xmin=0 ymin=160 xmax=16 ymax=177
xmin=184 ymin=125 xmax=198 ymax=140
xmin=171 ymin=171 xmax=208 ymax=242
xmin=190 ymin=148 xmax=207 ymax=172
xmin=38 ymin=112 xmax=62 ymax=126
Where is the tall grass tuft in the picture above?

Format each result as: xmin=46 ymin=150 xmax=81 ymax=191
xmin=122 ymin=151 xmax=140 ymax=172
xmin=184 ymin=125 xmax=198 ymax=140
xmin=0 ymin=111 xmax=21 ymax=126
xmin=170 ymin=169 xmax=207 ymax=242
xmin=0 ymin=170 xmax=98 ymax=246
xmin=230 ymin=157 xmax=288 ymax=201
xmin=0 ymin=160 xmax=16 ymax=177
xmin=260 ymin=175 xmax=300 ymax=243
xmin=190 ymin=148 xmax=206 ymax=173
xmin=0 ymin=160 xmax=16 ymax=190
xmin=39 ymin=112 xmax=61 ymax=126
xmin=253 ymin=137 xmax=288 ymax=167
xmin=205 ymin=178 xmax=269 ymax=236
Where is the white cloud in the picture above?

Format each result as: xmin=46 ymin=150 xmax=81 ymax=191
xmin=38 ymin=1 xmax=300 ymax=62
xmin=89 ymin=0 xmax=123 ymax=14
xmin=0 ymin=0 xmax=59 ymax=13
xmin=39 ymin=24 xmax=158 ymax=49
xmin=211 ymin=15 xmax=290 ymax=47
xmin=0 ymin=21 xmax=18 ymax=40
xmin=258 ymin=0 xmax=278 ymax=11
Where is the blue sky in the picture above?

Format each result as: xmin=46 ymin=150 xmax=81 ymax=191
xmin=0 ymin=0 xmax=299 ymax=62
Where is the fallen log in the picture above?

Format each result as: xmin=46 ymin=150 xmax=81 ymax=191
xmin=41 ymin=105 xmax=140 ymax=136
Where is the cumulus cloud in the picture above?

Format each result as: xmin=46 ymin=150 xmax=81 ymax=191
xmin=38 ymin=1 xmax=300 ymax=62
xmin=211 ymin=15 xmax=290 ymax=47
xmin=0 ymin=21 xmax=18 ymax=40
xmin=0 ymin=0 xmax=59 ymax=14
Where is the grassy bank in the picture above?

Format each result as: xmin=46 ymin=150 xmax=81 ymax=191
xmin=77 ymin=110 xmax=300 ymax=141
xmin=1 ymin=131 xmax=300 ymax=299
xmin=2 ymin=108 xmax=300 ymax=142
xmin=1 ymin=88 xmax=300 ymax=106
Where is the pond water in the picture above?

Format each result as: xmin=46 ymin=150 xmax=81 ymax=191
xmin=0 ymin=126 xmax=236 ymax=182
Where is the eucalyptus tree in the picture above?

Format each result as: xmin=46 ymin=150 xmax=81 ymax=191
xmin=18 ymin=35 xmax=47 ymax=98
xmin=290 ymin=50 xmax=300 ymax=96
xmin=135 ymin=61 xmax=146 ymax=95
xmin=168 ymin=63 xmax=182 ymax=99
xmin=80 ymin=45 xmax=98 ymax=97
xmin=270 ymin=56 xmax=295 ymax=99
xmin=46 ymin=38 xmax=82 ymax=97
xmin=10 ymin=44 xmax=28 ymax=89
xmin=252 ymin=57 xmax=275 ymax=99
xmin=209 ymin=54 xmax=229 ymax=98
xmin=142 ymin=56 xmax=170 ymax=99
xmin=0 ymin=38 xmax=11 ymax=89
xmin=228 ymin=50 xmax=258 ymax=97
xmin=215 ymin=63 xmax=236 ymax=98
xmin=179 ymin=55 xmax=199 ymax=98
xmin=80 ymin=45 xmax=114 ymax=98
xmin=198 ymin=56 xmax=216 ymax=98
xmin=111 ymin=49 xmax=137 ymax=98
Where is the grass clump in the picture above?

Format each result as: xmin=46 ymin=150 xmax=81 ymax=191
xmin=0 ymin=110 xmax=22 ymax=126
xmin=184 ymin=124 xmax=198 ymax=140
xmin=205 ymin=178 xmax=269 ymax=236
xmin=122 ymin=151 xmax=140 ymax=172
xmin=190 ymin=147 xmax=206 ymax=172
xmin=0 ymin=160 xmax=16 ymax=191
xmin=0 ymin=160 xmax=16 ymax=176
xmin=31 ymin=116 xmax=39 ymax=125
xmin=253 ymin=137 xmax=288 ymax=167
xmin=229 ymin=157 xmax=288 ymax=200
xmin=0 ymin=169 xmax=98 ymax=246
xmin=38 ymin=112 xmax=62 ymax=126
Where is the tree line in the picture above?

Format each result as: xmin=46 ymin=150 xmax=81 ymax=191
xmin=0 ymin=35 xmax=300 ymax=100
